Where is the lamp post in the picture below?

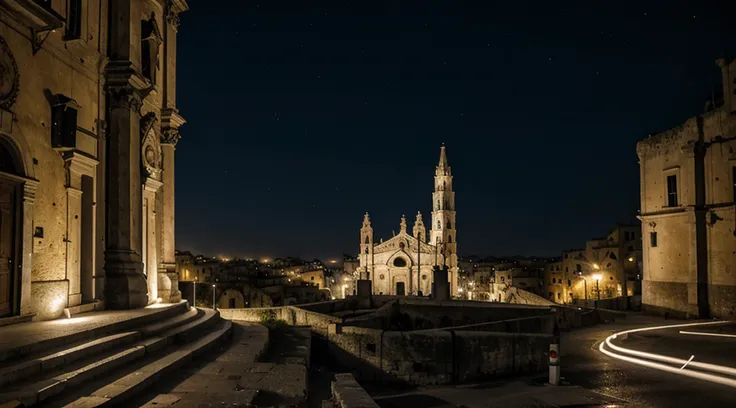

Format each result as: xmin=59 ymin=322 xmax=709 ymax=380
xmin=193 ymin=276 xmax=197 ymax=308
xmin=212 ymin=284 xmax=216 ymax=310
xmin=592 ymin=273 xmax=602 ymax=301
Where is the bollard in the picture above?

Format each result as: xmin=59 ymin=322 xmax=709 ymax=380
xmin=549 ymin=342 xmax=560 ymax=385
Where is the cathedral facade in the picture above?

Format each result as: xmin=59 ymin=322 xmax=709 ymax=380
xmin=358 ymin=146 xmax=459 ymax=297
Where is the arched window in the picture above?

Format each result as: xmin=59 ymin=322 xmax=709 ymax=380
xmin=393 ymin=257 xmax=407 ymax=267
xmin=446 ymin=220 xmax=452 ymax=229
xmin=0 ymin=139 xmax=21 ymax=174
xmin=437 ymin=220 xmax=441 ymax=228
xmin=443 ymin=181 xmax=446 ymax=190
xmin=364 ymin=236 xmax=369 ymax=244
xmin=448 ymin=235 xmax=452 ymax=243
xmin=436 ymin=200 xmax=440 ymax=210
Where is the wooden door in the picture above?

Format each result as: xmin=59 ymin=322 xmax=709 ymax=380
xmin=0 ymin=180 xmax=16 ymax=317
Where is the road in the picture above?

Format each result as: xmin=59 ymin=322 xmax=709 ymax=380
xmin=561 ymin=314 xmax=736 ymax=407
xmin=370 ymin=314 xmax=736 ymax=407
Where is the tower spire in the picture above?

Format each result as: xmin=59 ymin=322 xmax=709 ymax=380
xmin=438 ymin=144 xmax=448 ymax=169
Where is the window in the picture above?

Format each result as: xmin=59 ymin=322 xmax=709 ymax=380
xmin=567 ymin=279 xmax=571 ymax=286
xmin=609 ymin=252 xmax=617 ymax=260
xmin=552 ymin=278 xmax=556 ymax=284
xmin=650 ymin=232 xmax=658 ymax=247
xmin=576 ymin=264 xmax=582 ymax=273
xmin=666 ymin=174 xmax=678 ymax=207
xmin=66 ymin=0 xmax=82 ymax=40
xmin=437 ymin=220 xmax=441 ymax=229
xmin=447 ymin=220 xmax=452 ymax=229
xmin=436 ymin=200 xmax=440 ymax=210
xmin=448 ymin=235 xmax=452 ymax=243
xmin=364 ymin=236 xmax=369 ymax=244
xmin=51 ymin=95 xmax=79 ymax=148
xmin=141 ymin=13 xmax=162 ymax=84
xmin=393 ymin=257 xmax=407 ymax=267
xmin=549 ymin=292 xmax=553 ymax=299
xmin=557 ymin=293 xmax=561 ymax=300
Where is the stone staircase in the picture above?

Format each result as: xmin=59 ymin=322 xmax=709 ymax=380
xmin=0 ymin=302 xmax=233 ymax=408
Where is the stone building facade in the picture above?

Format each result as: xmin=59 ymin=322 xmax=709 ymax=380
xmin=358 ymin=146 xmax=459 ymax=297
xmin=0 ymin=0 xmax=187 ymax=321
xmin=637 ymin=57 xmax=736 ymax=318
xmin=544 ymin=224 xmax=642 ymax=305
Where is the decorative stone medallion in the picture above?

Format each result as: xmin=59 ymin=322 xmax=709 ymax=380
xmin=0 ymin=35 xmax=20 ymax=110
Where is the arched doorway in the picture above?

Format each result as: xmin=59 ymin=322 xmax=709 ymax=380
xmin=0 ymin=138 xmax=22 ymax=317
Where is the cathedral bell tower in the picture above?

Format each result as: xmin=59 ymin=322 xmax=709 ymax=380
xmin=430 ymin=145 xmax=458 ymax=296
xmin=359 ymin=212 xmax=374 ymax=280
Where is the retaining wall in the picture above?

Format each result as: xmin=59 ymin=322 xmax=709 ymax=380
xmin=327 ymin=324 xmax=553 ymax=385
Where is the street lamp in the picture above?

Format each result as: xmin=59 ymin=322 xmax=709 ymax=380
xmin=193 ymin=276 xmax=197 ymax=308
xmin=212 ymin=284 xmax=216 ymax=310
xmin=592 ymin=273 xmax=602 ymax=300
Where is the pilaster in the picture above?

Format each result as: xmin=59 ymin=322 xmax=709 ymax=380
xmin=103 ymin=60 xmax=149 ymax=309
xmin=19 ymin=180 xmax=38 ymax=316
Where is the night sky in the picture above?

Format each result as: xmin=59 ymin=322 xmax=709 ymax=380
xmin=174 ymin=1 xmax=736 ymax=261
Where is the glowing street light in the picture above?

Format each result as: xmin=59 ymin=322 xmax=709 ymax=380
xmin=628 ymin=257 xmax=634 ymax=262
xmin=592 ymin=263 xmax=600 ymax=270
xmin=592 ymin=273 xmax=602 ymax=300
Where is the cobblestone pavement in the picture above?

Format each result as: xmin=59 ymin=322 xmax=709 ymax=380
xmin=0 ymin=303 xmax=178 ymax=354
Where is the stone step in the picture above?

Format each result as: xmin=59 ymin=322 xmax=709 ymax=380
xmin=139 ymin=307 xmax=199 ymax=338
xmin=0 ymin=309 xmax=219 ymax=407
xmin=61 ymin=319 xmax=233 ymax=408
xmin=0 ymin=301 xmax=190 ymax=364
xmin=0 ymin=332 xmax=141 ymax=389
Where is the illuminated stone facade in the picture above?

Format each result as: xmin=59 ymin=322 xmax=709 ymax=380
xmin=636 ymin=57 xmax=736 ymax=318
xmin=358 ymin=146 xmax=459 ymax=297
xmin=0 ymin=0 xmax=187 ymax=320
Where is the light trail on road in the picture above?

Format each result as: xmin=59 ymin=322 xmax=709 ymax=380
xmin=679 ymin=330 xmax=736 ymax=339
xmin=598 ymin=320 xmax=736 ymax=388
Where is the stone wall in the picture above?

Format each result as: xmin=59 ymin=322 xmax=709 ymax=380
xmin=330 ymin=373 xmax=379 ymax=408
xmin=347 ymin=298 xmax=553 ymax=330
xmin=327 ymin=324 xmax=553 ymax=385
xmin=219 ymin=306 xmax=289 ymax=323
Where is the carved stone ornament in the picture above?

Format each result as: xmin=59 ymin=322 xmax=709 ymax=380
xmin=0 ymin=35 xmax=20 ymax=110
xmin=160 ymin=127 xmax=180 ymax=146
xmin=107 ymin=86 xmax=142 ymax=113
xmin=140 ymin=112 xmax=162 ymax=179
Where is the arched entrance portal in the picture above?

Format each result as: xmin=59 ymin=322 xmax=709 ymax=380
xmin=0 ymin=138 xmax=22 ymax=317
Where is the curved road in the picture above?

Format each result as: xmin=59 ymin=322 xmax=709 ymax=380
xmin=561 ymin=314 xmax=736 ymax=407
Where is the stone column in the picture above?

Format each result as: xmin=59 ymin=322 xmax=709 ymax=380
xmin=103 ymin=67 xmax=149 ymax=309
xmin=143 ymin=178 xmax=162 ymax=303
xmin=158 ymin=127 xmax=181 ymax=302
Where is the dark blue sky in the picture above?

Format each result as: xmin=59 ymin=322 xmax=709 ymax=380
xmin=174 ymin=1 xmax=735 ymax=260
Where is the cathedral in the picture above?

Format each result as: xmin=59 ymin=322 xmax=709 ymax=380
xmin=358 ymin=146 xmax=458 ymax=297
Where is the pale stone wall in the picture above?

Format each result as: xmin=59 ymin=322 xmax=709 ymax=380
xmin=637 ymin=70 xmax=736 ymax=318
